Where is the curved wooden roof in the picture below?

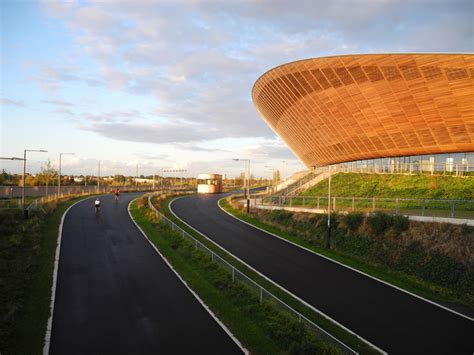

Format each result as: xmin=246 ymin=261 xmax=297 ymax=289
xmin=252 ymin=54 xmax=474 ymax=167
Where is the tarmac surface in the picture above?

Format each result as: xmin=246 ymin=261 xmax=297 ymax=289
xmin=171 ymin=193 xmax=474 ymax=354
xmin=50 ymin=193 xmax=242 ymax=355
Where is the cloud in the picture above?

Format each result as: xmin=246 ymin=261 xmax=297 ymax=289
xmin=0 ymin=97 xmax=25 ymax=107
xmin=43 ymin=99 xmax=74 ymax=107
xmin=81 ymin=121 xmax=217 ymax=144
xmin=53 ymin=108 xmax=75 ymax=117
xmin=174 ymin=143 xmax=230 ymax=153
xmin=33 ymin=0 xmax=473 ymax=161
xmin=82 ymin=110 xmax=141 ymax=123
xmin=241 ymin=139 xmax=299 ymax=163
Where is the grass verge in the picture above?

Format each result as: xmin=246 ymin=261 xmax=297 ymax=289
xmin=154 ymin=195 xmax=380 ymax=354
xmin=130 ymin=196 xmax=347 ymax=354
xmin=220 ymin=197 xmax=473 ymax=310
xmin=0 ymin=196 xmax=87 ymax=355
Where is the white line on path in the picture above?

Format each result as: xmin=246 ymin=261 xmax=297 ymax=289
xmin=127 ymin=198 xmax=249 ymax=355
xmin=43 ymin=196 xmax=95 ymax=355
xmin=218 ymin=197 xmax=474 ymax=322
xmin=170 ymin=196 xmax=387 ymax=355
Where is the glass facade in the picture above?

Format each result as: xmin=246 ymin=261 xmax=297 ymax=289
xmin=338 ymin=152 xmax=474 ymax=176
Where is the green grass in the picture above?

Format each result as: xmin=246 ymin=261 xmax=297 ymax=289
xmin=0 ymin=196 xmax=86 ymax=355
xmin=300 ymin=173 xmax=474 ymax=199
xmin=220 ymin=198 xmax=474 ymax=309
xmin=155 ymin=195 xmax=380 ymax=355
xmin=130 ymin=197 xmax=344 ymax=354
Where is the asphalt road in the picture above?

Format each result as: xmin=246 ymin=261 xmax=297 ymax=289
xmin=50 ymin=193 xmax=242 ymax=355
xmin=171 ymin=193 xmax=474 ymax=354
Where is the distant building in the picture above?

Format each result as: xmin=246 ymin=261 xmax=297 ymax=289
xmin=197 ymin=174 xmax=222 ymax=194
xmin=135 ymin=178 xmax=154 ymax=184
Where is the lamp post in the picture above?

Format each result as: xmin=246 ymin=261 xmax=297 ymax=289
xmin=58 ymin=152 xmax=75 ymax=198
xmin=97 ymin=160 xmax=101 ymax=192
xmin=0 ymin=157 xmax=24 ymax=202
xmin=21 ymin=150 xmax=48 ymax=218
xmin=233 ymin=158 xmax=250 ymax=213
xmin=326 ymin=164 xmax=332 ymax=248
xmin=163 ymin=169 xmax=186 ymax=189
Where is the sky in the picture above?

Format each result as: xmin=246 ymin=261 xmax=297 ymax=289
xmin=1 ymin=0 xmax=473 ymax=179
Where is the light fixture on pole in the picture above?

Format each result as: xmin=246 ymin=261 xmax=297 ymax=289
xmin=233 ymin=158 xmax=250 ymax=213
xmin=21 ymin=149 xmax=48 ymax=218
xmin=326 ymin=164 xmax=332 ymax=248
xmin=58 ymin=152 xmax=75 ymax=198
xmin=0 ymin=157 xmax=24 ymax=200
xmin=264 ymin=165 xmax=276 ymax=184
xmin=163 ymin=169 xmax=186 ymax=189
xmin=97 ymin=160 xmax=101 ymax=192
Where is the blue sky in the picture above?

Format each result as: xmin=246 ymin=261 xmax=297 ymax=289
xmin=1 ymin=0 xmax=473 ymax=178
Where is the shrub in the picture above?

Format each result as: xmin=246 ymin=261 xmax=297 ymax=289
xmin=270 ymin=210 xmax=294 ymax=226
xmin=392 ymin=214 xmax=409 ymax=233
xmin=368 ymin=212 xmax=392 ymax=236
xmin=343 ymin=212 xmax=364 ymax=232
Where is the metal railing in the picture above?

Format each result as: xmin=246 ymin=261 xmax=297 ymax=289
xmin=273 ymin=169 xmax=325 ymax=197
xmin=146 ymin=194 xmax=358 ymax=354
xmin=338 ymin=162 xmax=473 ymax=176
xmin=260 ymin=195 xmax=474 ymax=219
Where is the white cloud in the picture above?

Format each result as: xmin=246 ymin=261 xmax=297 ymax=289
xmin=0 ymin=97 xmax=25 ymax=107
xmin=27 ymin=0 xmax=472 ymax=175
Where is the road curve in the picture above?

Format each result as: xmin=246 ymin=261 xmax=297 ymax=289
xmin=171 ymin=193 xmax=474 ymax=354
xmin=50 ymin=193 xmax=242 ymax=355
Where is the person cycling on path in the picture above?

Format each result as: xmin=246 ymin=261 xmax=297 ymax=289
xmin=114 ymin=188 xmax=120 ymax=202
xmin=95 ymin=197 xmax=101 ymax=213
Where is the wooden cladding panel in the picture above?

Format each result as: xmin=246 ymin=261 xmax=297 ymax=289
xmin=252 ymin=54 xmax=474 ymax=167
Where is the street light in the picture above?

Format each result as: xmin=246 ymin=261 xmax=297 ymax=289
xmin=22 ymin=149 xmax=48 ymax=218
xmin=163 ymin=169 xmax=186 ymax=189
xmin=326 ymin=164 xmax=332 ymax=248
xmin=233 ymin=158 xmax=250 ymax=213
xmin=0 ymin=157 xmax=24 ymax=201
xmin=58 ymin=153 xmax=75 ymax=197
xmin=264 ymin=165 xmax=275 ymax=184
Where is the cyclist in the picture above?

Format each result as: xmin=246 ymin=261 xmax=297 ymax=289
xmin=114 ymin=188 xmax=120 ymax=202
xmin=95 ymin=197 xmax=101 ymax=213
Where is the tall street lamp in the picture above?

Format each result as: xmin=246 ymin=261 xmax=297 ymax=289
xmin=58 ymin=152 xmax=75 ymax=197
xmin=97 ymin=160 xmax=101 ymax=192
xmin=233 ymin=158 xmax=250 ymax=213
xmin=326 ymin=164 xmax=332 ymax=248
xmin=0 ymin=157 xmax=24 ymax=201
xmin=22 ymin=149 xmax=48 ymax=218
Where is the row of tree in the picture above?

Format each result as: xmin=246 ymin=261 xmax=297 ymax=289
xmin=0 ymin=160 xmax=280 ymax=187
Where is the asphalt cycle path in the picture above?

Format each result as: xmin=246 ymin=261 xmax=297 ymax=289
xmin=171 ymin=193 xmax=474 ymax=354
xmin=50 ymin=193 xmax=242 ymax=355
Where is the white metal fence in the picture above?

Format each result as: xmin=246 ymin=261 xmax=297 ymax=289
xmin=147 ymin=194 xmax=358 ymax=355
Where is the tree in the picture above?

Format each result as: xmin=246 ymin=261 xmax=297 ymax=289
xmin=114 ymin=174 xmax=126 ymax=183
xmin=38 ymin=159 xmax=58 ymax=196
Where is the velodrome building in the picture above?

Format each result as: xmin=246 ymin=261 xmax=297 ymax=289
xmin=252 ymin=54 xmax=474 ymax=174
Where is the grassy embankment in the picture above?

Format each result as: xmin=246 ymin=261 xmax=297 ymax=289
xmin=302 ymin=173 xmax=474 ymax=199
xmin=286 ymin=173 xmax=474 ymax=216
xmin=220 ymin=197 xmax=474 ymax=309
xmin=144 ymin=195 xmax=380 ymax=354
xmin=0 ymin=196 xmax=87 ymax=355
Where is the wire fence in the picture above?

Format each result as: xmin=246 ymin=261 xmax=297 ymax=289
xmin=260 ymin=195 xmax=474 ymax=219
xmin=146 ymin=194 xmax=358 ymax=355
